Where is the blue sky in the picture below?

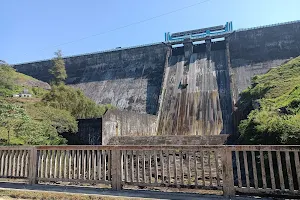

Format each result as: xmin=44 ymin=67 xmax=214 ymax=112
xmin=1 ymin=0 xmax=299 ymax=64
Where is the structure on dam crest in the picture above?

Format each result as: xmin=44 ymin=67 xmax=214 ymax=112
xmin=14 ymin=20 xmax=300 ymax=144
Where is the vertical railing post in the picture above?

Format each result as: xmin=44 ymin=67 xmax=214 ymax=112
xmin=222 ymin=147 xmax=235 ymax=197
xmin=111 ymin=149 xmax=122 ymax=190
xmin=29 ymin=146 xmax=38 ymax=185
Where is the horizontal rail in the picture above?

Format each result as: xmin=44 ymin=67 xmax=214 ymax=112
xmin=35 ymin=145 xmax=300 ymax=151
xmin=124 ymin=181 xmax=222 ymax=190
xmin=37 ymin=178 xmax=111 ymax=185
xmin=0 ymin=146 xmax=33 ymax=150
xmin=228 ymin=146 xmax=300 ymax=151
xmin=171 ymin=25 xmax=225 ymax=37
xmin=36 ymin=145 xmax=227 ymax=151
xmin=235 ymin=187 xmax=300 ymax=196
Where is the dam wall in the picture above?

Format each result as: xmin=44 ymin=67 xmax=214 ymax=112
xmin=228 ymin=20 xmax=300 ymax=102
xmin=15 ymin=43 xmax=169 ymax=115
xmin=102 ymin=109 xmax=157 ymax=145
xmin=13 ymin=20 xmax=300 ymax=136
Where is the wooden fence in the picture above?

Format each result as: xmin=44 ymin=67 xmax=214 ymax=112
xmin=0 ymin=145 xmax=299 ymax=197
xmin=232 ymin=146 xmax=300 ymax=196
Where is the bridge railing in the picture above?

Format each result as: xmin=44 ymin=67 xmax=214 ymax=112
xmin=36 ymin=146 xmax=113 ymax=185
xmin=0 ymin=145 xmax=299 ymax=197
xmin=118 ymin=145 xmax=224 ymax=190
xmin=230 ymin=146 xmax=300 ymax=196
xmin=0 ymin=146 xmax=31 ymax=179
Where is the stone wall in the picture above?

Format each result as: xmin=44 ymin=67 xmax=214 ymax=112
xmin=102 ymin=109 xmax=157 ymax=145
xmin=108 ymin=135 xmax=229 ymax=145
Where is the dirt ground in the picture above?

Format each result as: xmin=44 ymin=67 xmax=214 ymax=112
xmin=0 ymin=197 xmax=27 ymax=200
xmin=0 ymin=197 xmax=26 ymax=200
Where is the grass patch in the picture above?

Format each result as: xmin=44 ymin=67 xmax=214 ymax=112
xmin=237 ymin=56 xmax=300 ymax=144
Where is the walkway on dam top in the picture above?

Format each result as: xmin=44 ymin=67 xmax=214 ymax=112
xmin=0 ymin=182 xmax=270 ymax=200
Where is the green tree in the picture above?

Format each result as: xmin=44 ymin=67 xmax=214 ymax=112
xmin=42 ymin=84 xmax=113 ymax=119
xmin=0 ymin=100 xmax=75 ymax=145
xmin=49 ymin=50 xmax=67 ymax=85
xmin=0 ymin=102 xmax=30 ymax=145
xmin=25 ymin=103 xmax=78 ymax=134
xmin=16 ymin=119 xmax=67 ymax=145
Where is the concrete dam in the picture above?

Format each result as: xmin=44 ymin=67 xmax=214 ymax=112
xmin=14 ymin=20 xmax=300 ymax=140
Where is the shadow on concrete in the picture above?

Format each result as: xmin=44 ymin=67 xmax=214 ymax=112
xmin=14 ymin=44 xmax=168 ymax=115
xmin=0 ymin=182 xmax=270 ymax=200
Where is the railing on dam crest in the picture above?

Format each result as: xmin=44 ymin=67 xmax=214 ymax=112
xmin=0 ymin=145 xmax=299 ymax=197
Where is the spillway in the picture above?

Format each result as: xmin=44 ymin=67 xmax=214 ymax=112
xmin=157 ymin=40 xmax=233 ymax=135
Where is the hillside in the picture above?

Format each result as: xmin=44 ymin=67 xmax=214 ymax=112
xmin=0 ymin=64 xmax=50 ymax=98
xmin=0 ymin=64 xmax=112 ymax=145
xmin=237 ymin=56 xmax=300 ymax=144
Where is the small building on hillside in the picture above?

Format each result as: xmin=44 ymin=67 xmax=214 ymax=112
xmin=13 ymin=88 xmax=32 ymax=98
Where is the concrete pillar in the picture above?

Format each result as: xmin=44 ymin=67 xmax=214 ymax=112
xmin=29 ymin=147 xmax=38 ymax=185
xmin=225 ymin=37 xmax=237 ymax=135
xmin=222 ymin=147 xmax=235 ymax=197
xmin=183 ymin=38 xmax=193 ymax=60
xmin=225 ymin=38 xmax=235 ymax=104
xmin=205 ymin=39 xmax=212 ymax=60
xmin=111 ymin=149 xmax=122 ymax=190
xmin=181 ymin=38 xmax=193 ymax=92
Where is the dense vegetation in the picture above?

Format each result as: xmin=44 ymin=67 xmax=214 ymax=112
xmin=238 ymin=57 xmax=300 ymax=145
xmin=0 ymin=63 xmax=76 ymax=145
xmin=0 ymin=52 xmax=113 ymax=145
xmin=42 ymin=84 xmax=113 ymax=119
xmin=0 ymin=100 xmax=75 ymax=145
